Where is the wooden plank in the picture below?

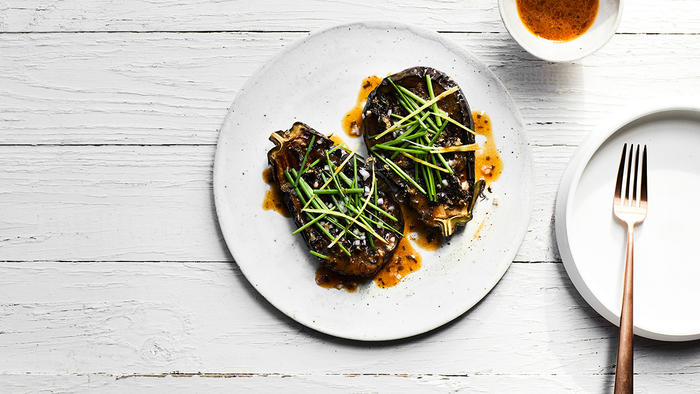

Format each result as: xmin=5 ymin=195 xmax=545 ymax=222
xmin=3 ymin=372 xmax=698 ymax=393
xmin=0 ymin=144 xmax=564 ymax=262
xmin=2 ymin=33 xmax=699 ymax=262
xmin=1 ymin=0 xmax=699 ymax=34
xmin=0 ymin=32 xmax=301 ymax=145
xmin=1 ymin=261 xmax=699 ymax=383
xmin=0 ymin=145 xmax=229 ymax=262
xmin=2 ymin=32 xmax=700 ymax=147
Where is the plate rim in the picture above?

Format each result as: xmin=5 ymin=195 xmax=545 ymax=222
xmin=213 ymin=21 xmax=533 ymax=341
xmin=555 ymin=101 xmax=700 ymax=342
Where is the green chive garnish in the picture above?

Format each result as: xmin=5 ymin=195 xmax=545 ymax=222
xmin=310 ymin=250 xmax=330 ymax=260
xmin=294 ymin=135 xmax=315 ymax=186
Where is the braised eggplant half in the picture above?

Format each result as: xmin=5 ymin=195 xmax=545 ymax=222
xmin=362 ymin=66 xmax=485 ymax=237
xmin=268 ymin=122 xmax=404 ymax=277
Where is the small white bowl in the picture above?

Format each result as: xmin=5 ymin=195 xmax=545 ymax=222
xmin=499 ymin=0 xmax=623 ymax=62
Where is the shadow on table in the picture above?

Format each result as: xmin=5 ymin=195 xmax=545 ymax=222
xmin=226 ymin=258 xmax=492 ymax=348
xmin=484 ymin=38 xmax=586 ymax=108
xmin=547 ymin=264 xmax=700 ymax=393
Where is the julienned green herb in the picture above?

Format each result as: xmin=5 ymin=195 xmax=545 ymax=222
xmin=284 ymin=144 xmax=402 ymax=260
xmin=369 ymin=77 xmax=478 ymax=202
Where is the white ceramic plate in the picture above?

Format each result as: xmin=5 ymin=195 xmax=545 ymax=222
xmin=214 ymin=22 xmax=532 ymax=341
xmin=556 ymin=103 xmax=700 ymax=341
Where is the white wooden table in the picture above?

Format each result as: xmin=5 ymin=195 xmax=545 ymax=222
xmin=1 ymin=1 xmax=699 ymax=392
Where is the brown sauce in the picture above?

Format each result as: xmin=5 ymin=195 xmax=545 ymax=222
xmin=341 ymin=75 xmax=383 ymax=137
xmin=516 ymin=0 xmax=598 ymax=42
xmin=315 ymin=208 xmax=428 ymax=291
xmin=262 ymin=167 xmax=290 ymax=217
xmin=315 ymin=233 xmax=424 ymax=291
xmin=473 ymin=111 xmax=503 ymax=185
xmin=374 ymin=237 xmax=422 ymax=288
xmin=401 ymin=204 xmax=443 ymax=251
xmin=315 ymin=265 xmax=362 ymax=292
xmin=329 ymin=134 xmax=345 ymax=147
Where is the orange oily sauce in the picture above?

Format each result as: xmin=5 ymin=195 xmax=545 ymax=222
xmin=329 ymin=134 xmax=345 ymax=147
xmin=401 ymin=203 xmax=443 ymax=251
xmin=262 ymin=167 xmax=290 ymax=217
xmin=315 ymin=219 xmax=424 ymax=291
xmin=374 ymin=237 xmax=422 ymax=288
xmin=473 ymin=112 xmax=502 ymax=185
xmin=342 ymin=75 xmax=383 ymax=137
xmin=516 ymin=0 xmax=598 ymax=42
xmin=315 ymin=206 xmax=426 ymax=291
xmin=315 ymin=265 xmax=361 ymax=292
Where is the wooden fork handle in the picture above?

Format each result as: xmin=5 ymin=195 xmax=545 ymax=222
xmin=614 ymin=225 xmax=634 ymax=394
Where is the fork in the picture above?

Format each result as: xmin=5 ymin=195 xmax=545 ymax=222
xmin=612 ymin=144 xmax=648 ymax=394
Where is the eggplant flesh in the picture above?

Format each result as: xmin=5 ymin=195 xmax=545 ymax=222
xmin=268 ymin=122 xmax=404 ymax=277
xmin=362 ymin=66 xmax=483 ymax=236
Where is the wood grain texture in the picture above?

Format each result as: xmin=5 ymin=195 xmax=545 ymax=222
xmin=0 ymin=262 xmax=698 ymax=387
xmin=2 ymin=32 xmax=700 ymax=262
xmin=2 ymin=1 xmax=700 ymax=392
xmin=3 ymin=372 xmax=699 ymax=393
xmin=0 ymin=144 xmax=565 ymax=262
xmin=3 ymin=32 xmax=700 ymax=147
xmin=1 ymin=0 xmax=700 ymax=34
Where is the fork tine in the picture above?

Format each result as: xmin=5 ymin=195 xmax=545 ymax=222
xmin=625 ymin=143 xmax=633 ymax=205
xmin=615 ymin=143 xmax=627 ymax=200
xmin=632 ymin=144 xmax=640 ymax=206
xmin=640 ymin=145 xmax=648 ymax=203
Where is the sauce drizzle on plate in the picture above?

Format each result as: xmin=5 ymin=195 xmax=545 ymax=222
xmin=262 ymin=167 xmax=291 ymax=217
xmin=374 ymin=235 xmax=422 ymax=288
xmin=402 ymin=203 xmax=443 ymax=251
xmin=473 ymin=111 xmax=503 ymax=185
xmin=341 ymin=75 xmax=383 ymax=137
xmin=315 ymin=265 xmax=361 ymax=292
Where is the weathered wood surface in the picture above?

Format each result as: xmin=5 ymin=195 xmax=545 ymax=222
xmin=3 ymin=373 xmax=698 ymax=393
xmin=0 ymin=144 xmax=566 ymax=262
xmin=2 ymin=0 xmax=700 ymax=392
xmin=3 ymin=32 xmax=700 ymax=147
xmin=3 ymin=32 xmax=700 ymax=262
xmin=0 ymin=262 xmax=698 ymax=391
xmin=1 ymin=0 xmax=699 ymax=33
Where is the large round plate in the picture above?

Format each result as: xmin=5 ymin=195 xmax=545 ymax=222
xmin=556 ymin=103 xmax=700 ymax=341
xmin=214 ymin=22 xmax=532 ymax=341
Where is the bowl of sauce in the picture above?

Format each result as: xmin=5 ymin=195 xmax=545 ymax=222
xmin=499 ymin=0 xmax=623 ymax=62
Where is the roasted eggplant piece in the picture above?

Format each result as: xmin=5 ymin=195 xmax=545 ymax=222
xmin=362 ymin=66 xmax=485 ymax=237
xmin=268 ymin=122 xmax=404 ymax=277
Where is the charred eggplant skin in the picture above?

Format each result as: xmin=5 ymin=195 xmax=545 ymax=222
xmin=267 ymin=122 xmax=403 ymax=277
xmin=362 ymin=66 xmax=477 ymax=235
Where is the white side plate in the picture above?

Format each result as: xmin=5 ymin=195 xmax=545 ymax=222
xmin=214 ymin=22 xmax=532 ymax=341
xmin=556 ymin=103 xmax=700 ymax=341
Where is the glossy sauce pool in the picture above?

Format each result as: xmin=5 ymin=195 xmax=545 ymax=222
xmin=401 ymin=203 xmax=443 ymax=251
xmin=341 ymin=75 xmax=383 ymax=137
xmin=516 ymin=0 xmax=599 ymax=42
xmin=315 ymin=206 xmax=425 ymax=291
xmin=262 ymin=167 xmax=290 ymax=217
xmin=473 ymin=111 xmax=503 ymax=185
xmin=315 ymin=265 xmax=362 ymax=292
xmin=374 ymin=237 xmax=422 ymax=288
